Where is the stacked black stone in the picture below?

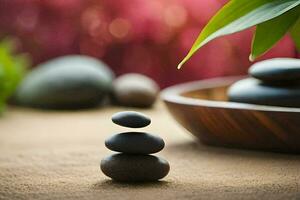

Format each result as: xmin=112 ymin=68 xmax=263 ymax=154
xmin=228 ymin=58 xmax=300 ymax=107
xmin=100 ymin=111 xmax=170 ymax=182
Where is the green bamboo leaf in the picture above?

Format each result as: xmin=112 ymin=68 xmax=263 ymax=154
xmin=178 ymin=0 xmax=300 ymax=69
xmin=290 ymin=16 xmax=300 ymax=51
xmin=251 ymin=6 xmax=300 ymax=61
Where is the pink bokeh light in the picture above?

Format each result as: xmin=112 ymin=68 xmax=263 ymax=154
xmin=0 ymin=0 xmax=297 ymax=87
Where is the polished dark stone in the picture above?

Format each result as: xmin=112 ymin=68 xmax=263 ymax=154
xmin=100 ymin=154 xmax=170 ymax=182
xmin=249 ymin=58 xmax=300 ymax=83
xmin=112 ymin=73 xmax=159 ymax=108
xmin=111 ymin=111 xmax=151 ymax=128
xmin=105 ymin=132 xmax=165 ymax=154
xmin=228 ymin=78 xmax=300 ymax=107
xmin=13 ymin=55 xmax=114 ymax=109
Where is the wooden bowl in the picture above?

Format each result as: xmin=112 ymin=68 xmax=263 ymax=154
xmin=161 ymin=76 xmax=300 ymax=154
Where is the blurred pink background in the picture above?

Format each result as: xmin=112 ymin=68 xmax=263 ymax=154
xmin=0 ymin=0 xmax=297 ymax=87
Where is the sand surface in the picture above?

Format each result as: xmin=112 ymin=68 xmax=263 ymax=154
xmin=1 ymin=103 xmax=300 ymax=200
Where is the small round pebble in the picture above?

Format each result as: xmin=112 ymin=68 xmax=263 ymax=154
xmin=228 ymin=78 xmax=300 ymax=107
xmin=100 ymin=154 xmax=170 ymax=182
xmin=112 ymin=73 xmax=159 ymax=107
xmin=112 ymin=111 xmax=151 ymax=128
xmin=105 ymin=132 xmax=165 ymax=154
xmin=249 ymin=58 xmax=300 ymax=82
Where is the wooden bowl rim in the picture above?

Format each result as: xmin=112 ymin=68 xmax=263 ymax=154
xmin=161 ymin=76 xmax=300 ymax=113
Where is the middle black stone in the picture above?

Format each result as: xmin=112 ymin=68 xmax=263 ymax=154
xmin=105 ymin=132 xmax=165 ymax=154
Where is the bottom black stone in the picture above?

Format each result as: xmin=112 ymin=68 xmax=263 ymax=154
xmin=100 ymin=154 xmax=170 ymax=182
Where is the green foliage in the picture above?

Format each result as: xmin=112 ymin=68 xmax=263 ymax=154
xmin=178 ymin=0 xmax=300 ymax=69
xmin=251 ymin=6 xmax=300 ymax=61
xmin=0 ymin=38 xmax=28 ymax=112
xmin=291 ymin=17 xmax=300 ymax=50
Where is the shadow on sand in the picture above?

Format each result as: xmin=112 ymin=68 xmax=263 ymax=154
xmin=92 ymin=179 xmax=171 ymax=190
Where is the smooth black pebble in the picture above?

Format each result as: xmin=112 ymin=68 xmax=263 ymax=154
xmin=105 ymin=132 xmax=165 ymax=154
xmin=249 ymin=58 xmax=300 ymax=83
xmin=111 ymin=111 xmax=151 ymax=128
xmin=228 ymin=78 xmax=300 ymax=107
xmin=100 ymin=154 xmax=170 ymax=182
xmin=13 ymin=55 xmax=114 ymax=109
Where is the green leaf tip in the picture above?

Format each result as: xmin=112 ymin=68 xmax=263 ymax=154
xmin=249 ymin=54 xmax=256 ymax=62
xmin=177 ymin=62 xmax=183 ymax=69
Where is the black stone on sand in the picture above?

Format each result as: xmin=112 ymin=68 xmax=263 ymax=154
xmin=101 ymin=111 xmax=170 ymax=182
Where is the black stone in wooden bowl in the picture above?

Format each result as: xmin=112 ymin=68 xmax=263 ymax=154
xmin=228 ymin=58 xmax=300 ymax=107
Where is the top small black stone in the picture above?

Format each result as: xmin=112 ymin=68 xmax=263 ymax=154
xmin=249 ymin=58 xmax=300 ymax=83
xmin=111 ymin=111 xmax=151 ymax=128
